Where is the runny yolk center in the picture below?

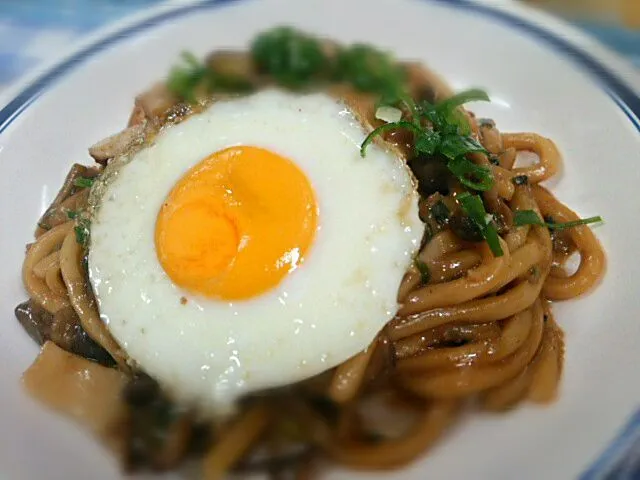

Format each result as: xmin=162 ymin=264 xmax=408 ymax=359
xmin=155 ymin=146 xmax=318 ymax=300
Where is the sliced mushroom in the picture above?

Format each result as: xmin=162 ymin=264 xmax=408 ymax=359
xmin=135 ymin=82 xmax=177 ymax=125
xmin=89 ymin=123 xmax=145 ymax=164
xmin=14 ymin=300 xmax=115 ymax=367
xmin=206 ymin=50 xmax=257 ymax=80
xmin=15 ymin=300 xmax=52 ymax=345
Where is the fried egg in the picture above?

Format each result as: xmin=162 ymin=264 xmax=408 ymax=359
xmin=88 ymin=89 xmax=421 ymax=414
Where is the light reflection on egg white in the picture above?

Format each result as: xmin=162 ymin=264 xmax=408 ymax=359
xmin=229 ymin=353 xmax=241 ymax=368
xmin=293 ymin=318 xmax=303 ymax=335
xmin=140 ymin=291 xmax=151 ymax=304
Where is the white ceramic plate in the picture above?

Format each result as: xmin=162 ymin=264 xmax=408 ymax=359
xmin=1 ymin=0 xmax=639 ymax=479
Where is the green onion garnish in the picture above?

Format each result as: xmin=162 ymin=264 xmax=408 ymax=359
xmin=167 ymin=52 xmax=209 ymax=104
xmin=73 ymin=177 xmax=94 ymax=189
xmin=457 ymin=192 xmax=503 ymax=257
xmin=251 ymin=27 xmax=327 ymax=88
xmin=361 ymin=89 xmax=494 ymax=192
xmin=437 ymin=134 xmax=487 ymax=161
xmin=447 ymin=156 xmax=494 ymax=191
xmin=513 ymin=210 xmax=603 ymax=231
xmin=66 ymin=210 xmax=78 ymax=220
xmin=435 ymin=89 xmax=491 ymax=117
xmin=360 ymin=121 xmax=423 ymax=157
xmin=74 ymin=219 xmax=90 ymax=247
xmin=167 ymin=51 xmax=253 ymax=103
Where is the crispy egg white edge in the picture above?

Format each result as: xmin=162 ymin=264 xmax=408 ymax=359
xmin=88 ymin=89 xmax=422 ymax=415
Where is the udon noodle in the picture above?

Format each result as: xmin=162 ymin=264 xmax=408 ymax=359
xmin=17 ymin=34 xmax=605 ymax=479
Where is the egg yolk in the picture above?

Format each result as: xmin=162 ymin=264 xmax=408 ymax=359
xmin=155 ymin=146 xmax=318 ymax=300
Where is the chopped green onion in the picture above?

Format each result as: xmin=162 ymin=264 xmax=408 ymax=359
xmin=251 ymin=27 xmax=327 ymax=88
xmin=334 ymin=44 xmax=405 ymax=97
xmin=457 ymin=192 xmax=503 ymax=257
xmin=438 ymin=135 xmax=487 ymax=160
xmin=550 ymin=216 xmax=603 ymax=230
xmin=74 ymin=219 xmax=90 ymax=247
xmin=167 ymin=52 xmax=209 ymax=103
xmin=66 ymin=210 xmax=78 ymax=220
xmin=75 ymin=227 xmax=88 ymax=246
xmin=513 ymin=210 xmax=603 ymax=230
xmin=435 ymin=89 xmax=491 ymax=116
xmin=432 ymin=89 xmax=490 ymax=135
xmin=73 ymin=177 xmax=94 ymax=188
xmin=360 ymin=121 xmax=422 ymax=157
xmin=167 ymin=51 xmax=253 ymax=103
xmin=414 ymin=129 xmax=441 ymax=155
xmin=447 ymin=156 xmax=494 ymax=191
xmin=414 ymin=259 xmax=430 ymax=284
xmin=512 ymin=210 xmax=545 ymax=227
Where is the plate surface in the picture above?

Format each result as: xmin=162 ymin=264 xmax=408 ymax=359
xmin=1 ymin=0 xmax=639 ymax=479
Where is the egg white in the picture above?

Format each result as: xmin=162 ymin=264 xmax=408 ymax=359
xmin=88 ymin=89 xmax=422 ymax=414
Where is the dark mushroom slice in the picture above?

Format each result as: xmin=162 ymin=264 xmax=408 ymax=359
xmin=408 ymin=155 xmax=452 ymax=198
xmin=14 ymin=300 xmax=115 ymax=367
xmin=15 ymin=300 xmax=52 ymax=345
xmin=449 ymin=209 xmax=484 ymax=242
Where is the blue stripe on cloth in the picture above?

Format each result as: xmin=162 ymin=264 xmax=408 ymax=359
xmin=0 ymin=0 xmax=162 ymax=30
xmin=575 ymin=22 xmax=640 ymax=69
xmin=0 ymin=53 xmax=36 ymax=85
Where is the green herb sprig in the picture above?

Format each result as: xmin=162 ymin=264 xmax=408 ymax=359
xmin=360 ymin=89 xmax=493 ymax=192
xmin=513 ymin=210 xmax=603 ymax=231
xmin=334 ymin=44 xmax=405 ymax=98
xmin=251 ymin=27 xmax=328 ymax=88
xmin=73 ymin=177 xmax=94 ymax=189
xmin=74 ymin=218 xmax=90 ymax=247
xmin=167 ymin=52 xmax=253 ymax=102
xmin=457 ymin=192 xmax=503 ymax=257
xmin=169 ymin=28 xmax=411 ymax=104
